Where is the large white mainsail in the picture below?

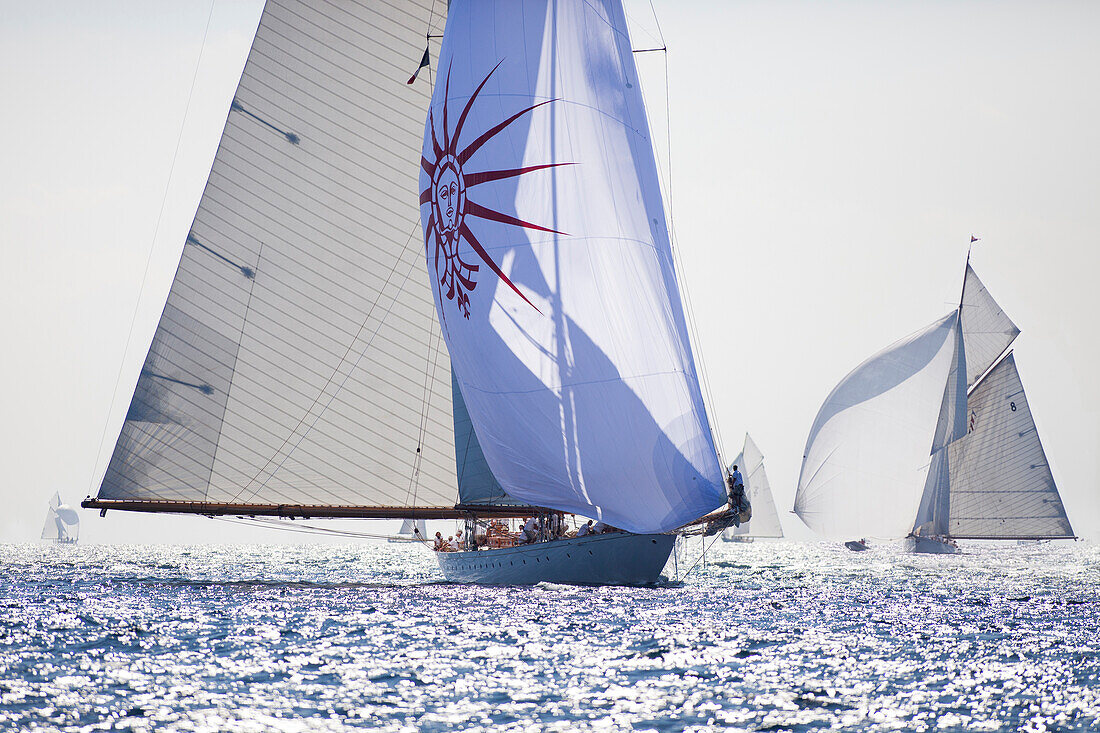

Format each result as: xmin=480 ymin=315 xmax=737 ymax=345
xmin=793 ymin=313 xmax=959 ymax=539
xmin=418 ymin=0 xmax=726 ymax=534
xmin=90 ymin=1 xmax=464 ymax=515
xmin=947 ymin=353 xmax=1073 ymax=538
xmin=727 ymin=434 xmax=783 ymax=539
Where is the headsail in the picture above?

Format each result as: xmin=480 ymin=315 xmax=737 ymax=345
xmin=91 ymin=2 xmax=460 ymax=513
xmin=419 ymin=0 xmax=725 ymax=533
xmin=728 ymin=434 xmax=783 ymax=538
xmin=960 ymin=265 xmax=1019 ymax=387
xmin=946 ymin=353 xmax=1073 ymax=538
xmin=794 ymin=313 xmax=959 ymax=539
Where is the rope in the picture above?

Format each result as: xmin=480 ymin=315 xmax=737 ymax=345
xmin=676 ymin=530 xmax=725 ymax=582
xmin=88 ymin=0 xmax=218 ymax=499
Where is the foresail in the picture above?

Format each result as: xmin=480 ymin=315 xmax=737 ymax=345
xmin=730 ymin=434 xmax=783 ymax=538
xmin=96 ymin=1 xmax=455 ymax=509
xmin=452 ymin=370 xmax=523 ymax=507
xmin=947 ymin=353 xmax=1073 ymax=538
xmin=419 ymin=0 xmax=725 ymax=533
xmin=961 ymin=265 xmax=1019 ymax=387
xmin=794 ymin=313 xmax=958 ymax=539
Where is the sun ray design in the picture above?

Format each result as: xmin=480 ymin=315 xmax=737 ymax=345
xmin=421 ymin=62 xmax=573 ymax=320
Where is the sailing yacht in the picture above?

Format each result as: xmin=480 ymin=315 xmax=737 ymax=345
xmin=42 ymin=492 xmax=79 ymax=545
xmin=83 ymin=0 xmax=733 ymax=584
xmin=793 ymin=255 xmax=1074 ymax=553
xmin=722 ymin=433 xmax=783 ymax=543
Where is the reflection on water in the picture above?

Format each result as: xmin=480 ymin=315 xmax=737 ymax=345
xmin=1 ymin=541 xmax=1097 ymax=731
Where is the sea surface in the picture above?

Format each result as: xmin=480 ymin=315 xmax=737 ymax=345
xmin=1 ymin=539 xmax=1098 ymax=732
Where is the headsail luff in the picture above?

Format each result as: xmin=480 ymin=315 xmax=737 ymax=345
xmin=88 ymin=1 xmax=461 ymax=516
xmin=419 ymin=0 xmax=725 ymax=534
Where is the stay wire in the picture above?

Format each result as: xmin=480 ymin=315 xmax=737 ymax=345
xmin=88 ymin=0 xmax=219 ymax=499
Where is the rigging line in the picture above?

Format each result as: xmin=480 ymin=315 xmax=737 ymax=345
xmin=232 ymin=221 xmax=424 ymax=503
xmin=406 ymin=322 xmax=441 ymax=509
xmin=677 ymin=530 xmax=725 ymax=582
xmin=88 ymin=0 xmax=219 ymax=500
xmin=644 ymin=2 xmax=727 ymax=468
xmin=205 ymin=241 xmax=264 ymax=503
xmin=209 ymin=515 xmax=427 ymax=542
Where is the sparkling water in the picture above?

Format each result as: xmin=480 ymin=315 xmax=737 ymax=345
xmin=2 ymin=540 xmax=1097 ymax=731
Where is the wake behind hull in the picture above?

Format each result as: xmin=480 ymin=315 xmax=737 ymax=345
xmin=435 ymin=532 xmax=676 ymax=586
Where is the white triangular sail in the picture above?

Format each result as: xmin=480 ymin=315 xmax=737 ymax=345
xmin=398 ymin=519 xmax=425 ymax=537
xmin=794 ymin=313 xmax=959 ymax=539
xmin=94 ymin=2 xmax=457 ymax=509
xmin=727 ymin=434 xmax=783 ymax=538
xmin=419 ymin=0 xmax=725 ymax=533
xmin=41 ymin=492 xmax=79 ymax=542
xmin=960 ymin=265 xmax=1019 ymax=387
xmin=947 ymin=353 xmax=1073 ymax=538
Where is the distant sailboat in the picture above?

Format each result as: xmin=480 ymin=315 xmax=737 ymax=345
xmin=42 ymin=492 xmax=79 ymax=545
xmin=83 ymin=0 xmax=733 ymax=585
xmin=389 ymin=519 xmax=426 ymax=543
xmin=793 ymin=255 xmax=1074 ymax=553
xmin=722 ymin=434 xmax=783 ymax=543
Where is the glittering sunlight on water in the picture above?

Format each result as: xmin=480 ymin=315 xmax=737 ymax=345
xmin=1 ymin=540 xmax=1098 ymax=731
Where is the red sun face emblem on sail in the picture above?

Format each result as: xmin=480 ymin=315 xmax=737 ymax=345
xmin=420 ymin=62 xmax=571 ymax=321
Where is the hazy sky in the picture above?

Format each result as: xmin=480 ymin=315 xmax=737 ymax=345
xmin=2 ymin=0 xmax=1097 ymax=545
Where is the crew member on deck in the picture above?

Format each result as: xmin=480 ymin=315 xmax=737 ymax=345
xmin=522 ymin=516 xmax=539 ymax=544
xmin=727 ymin=465 xmax=746 ymax=513
xmin=577 ymin=519 xmax=593 ymax=537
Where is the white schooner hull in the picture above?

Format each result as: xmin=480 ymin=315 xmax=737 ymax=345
xmin=435 ymin=532 xmax=677 ymax=586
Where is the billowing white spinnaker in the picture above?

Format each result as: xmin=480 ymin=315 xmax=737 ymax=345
xmin=419 ymin=0 xmax=725 ymax=533
xmin=794 ymin=313 xmax=958 ymax=539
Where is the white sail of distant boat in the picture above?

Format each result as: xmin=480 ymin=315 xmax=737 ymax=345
xmin=84 ymin=0 xmax=733 ymax=585
xmin=723 ymin=434 xmax=783 ymax=542
xmin=793 ymin=257 xmax=1073 ymax=552
xmin=389 ymin=518 xmax=426 ymax=543
xmin=42 ymin=492 xmax=79 ymax=544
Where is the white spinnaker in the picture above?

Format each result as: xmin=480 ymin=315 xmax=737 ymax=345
xmin=912 ymin=311 xmax=968 ymax=535
xmin=96 ymin=2 xmax=457 ymax=508
xmin=41 ymin=492 xmax=79 ymax=541
xmin=794 ymin=313 xmax=958 ymax=539
xmin=961 ymin=265 xmax=1019 ymax=387
xmin=947 ymin=353 xmax=1073 ymax=538
xmin=420 ymin=0 xmax=725 ymax=533
xmin=729 ymin=434 xmax=783 ymax=538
